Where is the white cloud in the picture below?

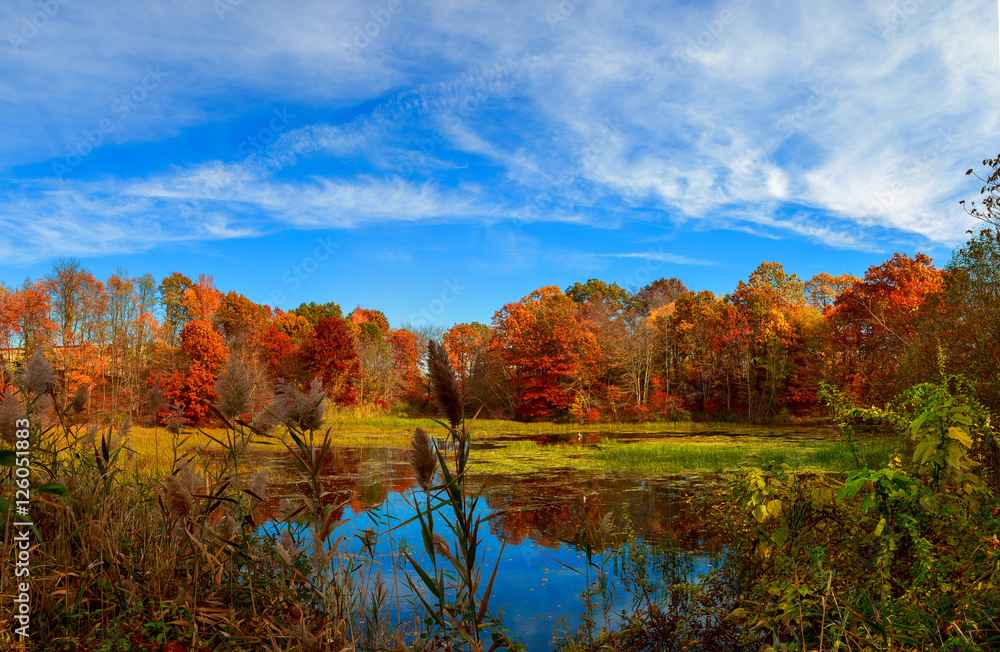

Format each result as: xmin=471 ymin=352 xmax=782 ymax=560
xmin=599 ymin=252 xmax=718 ymax=266
xmin=0 ymin=0 xmax=995 ymax=262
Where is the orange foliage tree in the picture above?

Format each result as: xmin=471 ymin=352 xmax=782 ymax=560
xmin=298 ymin=317 xmax=361 ymax=406
xmin=443 ymin=322 xmax=491 ymax=390
xmin=828 ymin=253 xmax=944 ymax=404
xmin=492 ymin=286 xmax=599 ymax=420
xmin=161 ymin=320 xmax=229 ymax=425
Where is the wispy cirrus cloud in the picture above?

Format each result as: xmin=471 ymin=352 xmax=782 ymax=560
xmin=597 ymin=252 xmax=718 ymax=266
xmin=0 ymin=0 xmax=994 ymax=268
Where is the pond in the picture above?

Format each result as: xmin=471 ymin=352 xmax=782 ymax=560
xmin=243 ymin=425 xmax=840 ymax=649
xmin=225 ymin=424 xmax=844 ymax=651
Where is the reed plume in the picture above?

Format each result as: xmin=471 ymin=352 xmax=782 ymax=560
xmin=0 ymin=391 xmax=22 ymax=444
xmin=427 ymin=340 xmax=463 ymax=429
xmin=22 ymin=349 xmax=56 ymax=396
xmin=432 ymin=532 xmax=451 ymax=558
xmin=277 ymin=528 xmax=299 ymax=566
xmin=250 ymin=467 xmax=269 ymax=499
xmin=214 ymin=355 xmax=255 ymax=421
xmin=250 ymin=404 xmax=278 ymax=434
xmin=165 ymin=475 xmax=194 ymax=520
xmin=66 ymin=384 xmax=89 ymax=414
xmin=275 ymin=378 xmax=327 ymax=432
xmin=409 ymin=427 xmax=437 ymax=492
xmin=146 ymin=383 xmax=166 ymax=421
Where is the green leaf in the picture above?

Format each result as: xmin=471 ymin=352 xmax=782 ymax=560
xmin=752 ymin=504 xmax=768 ymax=523
xmin=36 ymin=482 xmax=68 ymax=496
xmin=874 ymin=517 xmax=886 ymax=536
xmin=860 ymin=493 xmax=874 ymax=513
xmin=843 ymin=475 xmax=866 ymax=499
xmin=913 ymin=436 xmax=938 ymax=465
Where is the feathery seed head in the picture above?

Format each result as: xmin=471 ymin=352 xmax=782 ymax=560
xmin=409 ymin=427 xmax=437 ymax=492
xmin=250 ymin=468 xmax=268 ymax=500
xmin=432 ymin=532 xmax=451 ymax=558
xmin=0 ymin=392 xmax=23 ymax=444
xmin=213 ymin=356 xmax=255 ymax=421
xmin=427 ymin=340 xmax=463 ymax=428
xmin=23 ymin=349 xmax=56 ymax=396
xmin=165 ymin=475 xmax=194 ymax=520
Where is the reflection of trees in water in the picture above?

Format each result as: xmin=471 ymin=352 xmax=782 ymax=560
xmin=249 ymin=447 xmax=725 ymax=555
xmin=613 ymin=533 xmax=696 ymax=609
xmin=483 ymin=475 xmax=723 ymax=552
xmin=260 ymin=447 xmax=414 ymax=523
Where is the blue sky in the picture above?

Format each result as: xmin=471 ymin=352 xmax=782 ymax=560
xmin=1 ymin=0 xmax=996 ymax=328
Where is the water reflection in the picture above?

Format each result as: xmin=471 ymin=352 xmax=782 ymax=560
xmin=252 ymin=445 xmax=722 ymax=650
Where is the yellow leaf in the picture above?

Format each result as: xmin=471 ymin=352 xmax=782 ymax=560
xmin=948 ymin=427 xmax=973 ymax=449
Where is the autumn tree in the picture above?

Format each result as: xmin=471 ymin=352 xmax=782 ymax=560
xmin=183 ymin=274 xmax=223 ymax=324
xmin=829 ymin=253 xmax=944 ymax=404
xmin=634 ymin=277 xmax=688 ymax=312
xmin=804 ymin=272 xmax=858 ymax=310
xmin=298 ymin=317 xmax=361 ymax=405
xmin=443 ymin=323 xmax=491 ymax=387
xmin=566 ymin=278 xmax=632 ymax=307
xmin=389 ymin=328 xmax=423 ymax=404
xmin=356 ymin=321 xmax=395 ymax=405
xmin=492 ymin=286 xmax=599 ymax=420
xmin=161 ymin=319 xmax=229 ymax=425
xmin=215 ymin=291 xmax=270 ymax=346
xmin=349 ymin=307 xmax=390 ymax=332
xmin=99 ymin=271 xmax=158 ymax=414
xmin=14 ymin=279 xmax=55 ymax=356
xmin=159 ymin=272 xmax=193 ymax=347
xmin=261 ymin=326 xmax=295 ymax=381
xmin=45 ymin=258 xmax=87 ymax=345
xmin=728 ymin=262 xmax=808 ymax=421
xmin=272 ymin=310 xmax=313 ymax=344
xmin=941 ymin=227 xmax=1000 ymax=409
xmin=292 ymin=301 xmax=343 ymax=325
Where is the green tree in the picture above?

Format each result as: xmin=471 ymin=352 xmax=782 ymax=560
xmin=292 ymin=301 xmax=343 ymax=325
xmin=159 ymin=272 xmax=193 ymax=347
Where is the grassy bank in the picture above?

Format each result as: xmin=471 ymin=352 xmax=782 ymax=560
xmin=124 ymin=410 xmax=842 ymax=476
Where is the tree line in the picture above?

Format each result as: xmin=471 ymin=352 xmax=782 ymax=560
xmin=1 ymin=170 xmax=997 ymax=427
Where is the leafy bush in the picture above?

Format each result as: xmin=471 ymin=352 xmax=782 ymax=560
xmin=719 ymin=375 xmax=1000 ymax=651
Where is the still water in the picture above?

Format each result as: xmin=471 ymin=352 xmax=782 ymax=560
xmin=253 ymin=443 xmax=726 ymax=650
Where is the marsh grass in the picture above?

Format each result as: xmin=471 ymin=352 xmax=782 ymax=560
xmin=592 ymin=437 xmax=897 ymax=476
xmin=0 ymin=373 xmax=438 ymax=651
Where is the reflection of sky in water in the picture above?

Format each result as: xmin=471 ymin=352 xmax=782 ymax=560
xmin=260 ymin=464 xmax=720 ymax=651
